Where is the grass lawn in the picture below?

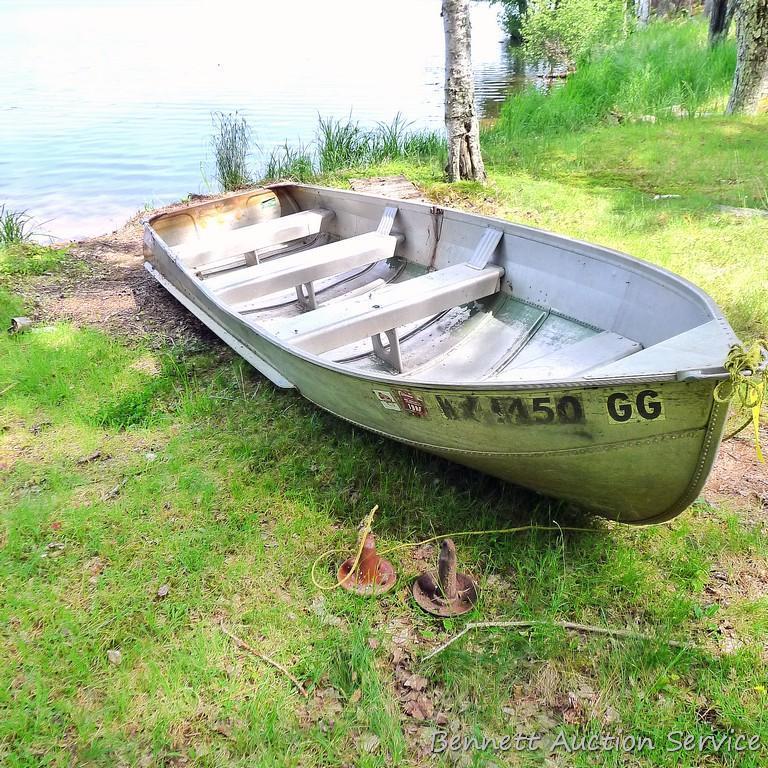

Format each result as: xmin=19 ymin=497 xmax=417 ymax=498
xmin=1 ymin=115 xmax=767 ymax=767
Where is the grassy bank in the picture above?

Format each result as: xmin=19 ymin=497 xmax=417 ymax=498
xmin=495 ymin=20 xmax=736 ymax=140
xmin=2 ymin=19 xmax=768 ymax=768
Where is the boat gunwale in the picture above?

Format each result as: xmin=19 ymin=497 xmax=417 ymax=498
xmin=143 ymin=183 xmax=738 ymax=391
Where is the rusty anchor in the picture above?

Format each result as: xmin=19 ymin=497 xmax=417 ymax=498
xmin=337 ymin=532 xmax=397 ymax=595
xmin=412 ymin=538 xmax=478 ymax=616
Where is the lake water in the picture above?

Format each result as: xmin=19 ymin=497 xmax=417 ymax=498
xmin=0 ymin=0 xmax=537 ymax=241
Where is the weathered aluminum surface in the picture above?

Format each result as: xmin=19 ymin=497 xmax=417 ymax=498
xmin=143 ymin=184 xmax=738 ymax=524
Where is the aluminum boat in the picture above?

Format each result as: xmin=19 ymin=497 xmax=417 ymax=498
xmin=144 ymin=183 xmax=738 ymax=524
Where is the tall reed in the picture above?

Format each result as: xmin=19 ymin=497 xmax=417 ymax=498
xmin=211 ymin=111 xmax=253 ymax=192
xmin=0 ymin=205 xmax=32 ymax=245
xmin=260 ymin=114 xmax=446 ymax=181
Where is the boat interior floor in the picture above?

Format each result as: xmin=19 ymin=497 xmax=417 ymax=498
xmin=188 ymin=209 xmax=644 ymax=384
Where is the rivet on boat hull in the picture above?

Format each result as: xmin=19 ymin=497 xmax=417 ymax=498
xmin=413 ymin=539 xmax=478 ymax=617
xmin=338 ymin=533 xmax=396 ymax=596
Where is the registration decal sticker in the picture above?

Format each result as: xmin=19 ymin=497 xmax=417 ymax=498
xmin=373 ymin=390 xmax=401 ymax=411
xmin=397 ymin=390 xmax=428 ymax=418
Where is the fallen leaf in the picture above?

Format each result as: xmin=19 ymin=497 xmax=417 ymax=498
xmin=404 ymin=674 xmax=428 ymax=692
xmin=404 ymin=694 xmax=434 ymax=721
xmin=356 ymin=732 xmax=380 ymax=753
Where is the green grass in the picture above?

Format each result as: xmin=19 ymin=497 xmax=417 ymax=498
xmin=261 ymin=114 xmax=446 ymax=182
xmin=1 ymin=287 xmax=766 ymax=766
xmin=3 ymin=45 xmax=768 ymax=765
xmin=0 ymin=243 xmax=71 ymax=277
xmin=0 ymin=205 xmax=34 ymax=245
xmin=496 ymin=20 xmax=736 ymax=140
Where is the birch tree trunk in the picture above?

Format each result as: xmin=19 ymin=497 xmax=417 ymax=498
xmin=442 ymin=0 xmax=486 ymax=182
xmin=727 ymin=0 xmax=768 ymax=114
xmin=636 ymin=0 xmax=651 ymax=25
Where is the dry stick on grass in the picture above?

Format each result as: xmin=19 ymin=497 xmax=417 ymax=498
xmin=421 ymin=620 xmax=689 ymax=661
xmin=0 ymin=382 xmax=18 ymax=398
xmin=219 ymin=620 xmax=308 ymax=698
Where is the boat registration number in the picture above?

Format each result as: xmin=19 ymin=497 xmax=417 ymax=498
xmin=606 ymin=389 xmax=666 ymax=424
xmin=387 ymin=391 xmax=586 ymax=425
xmin=373 ymin=389 xmax=666 ymax=425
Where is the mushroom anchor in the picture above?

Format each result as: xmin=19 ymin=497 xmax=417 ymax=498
xmin=412 ymin=538 xmax=478 ymax=616
xmin=337 ymin=532 xmax=397 ymax=595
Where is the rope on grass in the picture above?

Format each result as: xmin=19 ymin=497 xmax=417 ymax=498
xmin=716 ymin=339 xmax=768 ymax=461
xmin=310 ymin=521 xmax=597 ymax=592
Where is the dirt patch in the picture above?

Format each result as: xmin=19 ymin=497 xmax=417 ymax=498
xmin=704 ymin=427 xmax=768 ymax=517
xmin=13 ymin=199 xmax=217 ymax=348
xmin=704 ymin=555 xmax=768 ymax=607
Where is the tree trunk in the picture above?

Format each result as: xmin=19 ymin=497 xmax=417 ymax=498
xmin=709 ymin=0 xmax=735 ymax=45
xmin=636 ymin=0 xmax=651 ymax=26
xmin=727 ymin=0 xmax=768 ymax=114
xmin=442 ymin=0 xmax=486 ymax=182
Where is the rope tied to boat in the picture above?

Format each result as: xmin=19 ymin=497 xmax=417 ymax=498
xmin=715 ymin=339 xmax=768 ymax=461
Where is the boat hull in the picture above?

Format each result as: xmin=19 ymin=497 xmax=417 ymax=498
xmin=143 ymin=233 xmax=728 ymax=525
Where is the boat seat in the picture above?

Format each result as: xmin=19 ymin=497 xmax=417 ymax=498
xmin=269 ymin=262 xmax=505 ymax=372
xmin=173 ymin=208 xmax=335 ymax=268
xmin=203 ymin=206 xmax=401 ymax=311
xmin=205 ymin=230 xmax=401 ymax=311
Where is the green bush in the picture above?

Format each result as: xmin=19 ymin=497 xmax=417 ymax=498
xmin=522 ymin=0 xmax=628 ymax=63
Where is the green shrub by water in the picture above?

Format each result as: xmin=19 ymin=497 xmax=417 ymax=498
xmin=496 ymin=20 xmax=736 ymax=141
xmin=522 ymin=0 xmax=627 ymax=63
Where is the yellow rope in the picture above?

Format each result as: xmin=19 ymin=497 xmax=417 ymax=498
xmin=714 ymin=339 xmax=767 ymax=462
xmin=310 ymin=522 xmax=597 ymax=591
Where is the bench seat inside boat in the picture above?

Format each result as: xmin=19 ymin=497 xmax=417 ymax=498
xmin=173 ymin=208 xmax=335 ymax=267
xmin=203 ymin=231 xmax=400 ymax=308
xmin=268 ymin=263 xmax=505 ymax=355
